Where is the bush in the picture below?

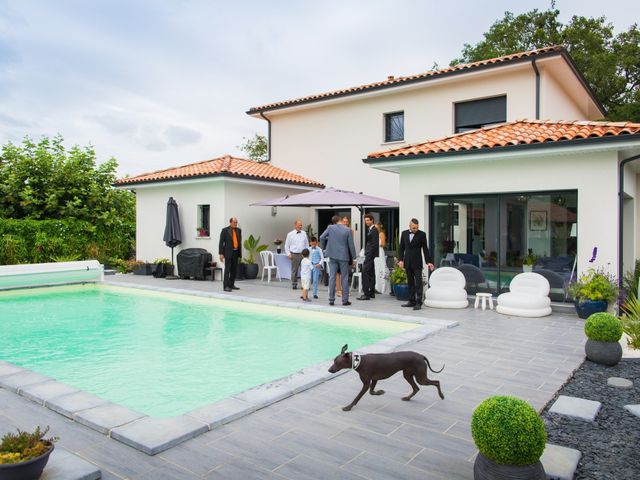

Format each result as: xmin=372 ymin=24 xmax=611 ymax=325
xmin=585 ymin=312 xmax=624 ymax=342
xmin=568 ymin=268 xmax=619 ymax=303
xmin=471 ymin=396 xmax=546 ymax=466
xmin=0 ymin=426 xmax=57 ymax=464
xmin=0 ymin=234 xmax=27 ymax=265
xmin=390 ymin=263 xmax=407 ymax=285
xmin=620 ymin=296 xmax=640 ymax=349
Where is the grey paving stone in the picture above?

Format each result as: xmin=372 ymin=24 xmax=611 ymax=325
xmin=273 ymin=454 xmax=367 ymax=480
xmin=624 ymin=404 xmax=640 ymax=417
xmin=78 ymin=437 xmax=166 ymax=478
xmin=390 ymin=423 xmax=477 ymax=460
xmin=47 ymin=391 xmax=110 ymax=419
xmin=341 ymin=451 xmax=443 ymax=480
xmin=110 ymin=416 xmax=209 ymax=455
xmin=607 ymin=376 xmax=633 ymax=388
xmin=206 ymin=455 xmax=288 ymax=479
xmin=541 ymin=443 xmax=582 ymax=480
xmin=20 ymin=380 xmax=79 ymax=405
xmin=321 ymin=407 xmax=403 ymax=436
xmin=158 ymin=442 xmax=237 ymax=477
xmin=0 ymin=371 xmax=52 ymax=392
xmin=549 ymin=395 xmax=601 ymax=422
xmin=131 ymin=461 xmax=200 ymax=479
xmin=332 ymin=426 xmax=423 ymax=463
xmin=273 ymin=429 xmax=362 ymax=466
xmin=75 ymin=403 xmax=146 ymax=434
xmin=210 ymin=430 xmax=298 ymax=471
xmin=232 ymin=380 xmax=293 ymax=408
xmin=186 ymin=397 xmax=256 ymax=429
xmin=409 ymin=447 xmax=474 ymax=479
xmin=41 ymin=447 xmax=101 ymax=480
xmin=0 ymin=361 xmax=25 ymax=377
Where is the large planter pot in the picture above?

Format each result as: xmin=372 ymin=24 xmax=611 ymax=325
xmin=244 ymin=263 xmax=259 ymax=280
xmin=133 ymin=263 xmax=152 ymax=275
xmin=0 ymin=443 xmax=54 ymax=480
xmin=585 ymin=339 xmax=623 ymax=366
xmin=575 ymin=300 xmax=608 ymax=319
xmin=393 ymin=284 xmax=410 ymax=301
xmin=474 ymin=451 xmax=545 ymax=480
xmin=522 ymin=265 xmax=533 ymax=272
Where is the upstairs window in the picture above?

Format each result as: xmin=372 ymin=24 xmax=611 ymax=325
xmin=197 ymin=204 xmax=210 ymax=237
xmin=384 ymin=111 xmax=404 ymax=142
xmin=455 ymin=95 xmax=506 ymax=133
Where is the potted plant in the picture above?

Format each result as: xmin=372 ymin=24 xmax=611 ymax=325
xmin=389 ymin=264 xmax=410 ymax=301
xmin=584 ymin=312 xmax=623 ymax=366
xmin=132 ymin=260 xmax=152 ymax=275
xmin=196 ymin=227 xmax=209 ymax=237
xmin=242 ymin=234 xmax=268 ymax=279
xmin=471 ymin=396 xmax=546 ymax=480
xmin=273 ymin=238 xmax=283 ymax=254
xmin=152 ymin=258 xmax=173 ymax=278
xmin=0 ymin=426 xmax=57 ymax=480
xmin=522 ymin=249 xmax=537 ymax=272
xmin=568 ymin=267 xmax=619 ymax=319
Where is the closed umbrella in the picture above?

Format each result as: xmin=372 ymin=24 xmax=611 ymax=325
xmin=163 ymin=197 xmax=182 ymax=279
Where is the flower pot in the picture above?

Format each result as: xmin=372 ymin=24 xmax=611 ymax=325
xmin=522 ymin=265 xmax=533 ymax=272
xmin=0 ymin=443 xmax=54 ymax=480
xmin=575 ymin=300 xmax=608 ymax=319
xmin=244 ymin=263 xmax=259 ymax=280
xmin=473 ymin=451 xmax=545 ymax=480
xmin=585 ymin=339 xmax=623 ymax=366
xmin=133 ymin=263 xmax=152 ymax=275
xmin=393 ymin=284 xmax=410 ymax=301
xmin=276 ymin=247 xmax=282 ymax=254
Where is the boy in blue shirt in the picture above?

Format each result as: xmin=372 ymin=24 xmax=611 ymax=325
xmin=309 ymin=236 xmax=325 ymax=299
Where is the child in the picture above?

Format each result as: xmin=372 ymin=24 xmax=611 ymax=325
xmin=300 ymin=248 xmax=313 ymax=302
xmin=309 ymin=236 xmax=324 ymax=299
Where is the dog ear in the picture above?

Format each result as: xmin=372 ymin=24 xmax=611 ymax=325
xmin=340 ymin=344 xmax=348 ymax=355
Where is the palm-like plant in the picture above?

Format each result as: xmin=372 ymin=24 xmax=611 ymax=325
xmin=242 ymin=234 xmax=268 ymax=264
xmin=620 ymin=295 xmax=640 ymax=349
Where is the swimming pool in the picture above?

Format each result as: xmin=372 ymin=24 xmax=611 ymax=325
xmin=0 ymin=284 xmax=415 ymax=417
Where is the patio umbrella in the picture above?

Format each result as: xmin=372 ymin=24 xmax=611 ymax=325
xmin=163 ymin=197 xmax=182 ymax=279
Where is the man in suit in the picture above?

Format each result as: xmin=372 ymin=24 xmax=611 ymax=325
xmin=218 ymin=217 xmax=242 ymax=292
xmin=320 ymin=215 xmax=356 ymax=306
xmin=398 ymin=218 xmax=434 ymax=310
xmin=357 ymin=213 xmax=379 ymax=301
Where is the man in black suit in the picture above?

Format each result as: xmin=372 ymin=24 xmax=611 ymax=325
xmin=218 ymin=217 xmax=242 ymax=292
xmin=358 ymin=213 xmax=379 ymax=300
xmin=398 ymin=218 xmax=434 ymax=310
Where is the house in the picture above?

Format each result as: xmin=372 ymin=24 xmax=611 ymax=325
xmin=115 ymin=155 xmax=322 ymax=265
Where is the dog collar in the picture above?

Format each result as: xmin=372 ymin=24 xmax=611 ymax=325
xmin=352 ymin=353 xmax=361 ymax=371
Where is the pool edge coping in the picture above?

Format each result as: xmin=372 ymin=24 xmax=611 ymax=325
xmin=0 ymin=281 xmax=458 ymax=455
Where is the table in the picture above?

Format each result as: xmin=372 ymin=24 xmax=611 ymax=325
xmin=474 ymin=292 xmax=494 ymax=310
xmin=207 ymin=266 xmax=223 ymax=282
xmin=273 ymin=253 xmax=297 ymax=280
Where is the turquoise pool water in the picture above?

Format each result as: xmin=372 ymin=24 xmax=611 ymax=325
xmin=0 ymin=284 xmax=413 ymax=417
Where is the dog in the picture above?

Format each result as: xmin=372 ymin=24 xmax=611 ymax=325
xmin=328 ymin=344 xmax=445 ymax=411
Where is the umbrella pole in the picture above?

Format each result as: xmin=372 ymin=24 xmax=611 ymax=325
xmin=167 ymin=246 xmax=178 ymax=280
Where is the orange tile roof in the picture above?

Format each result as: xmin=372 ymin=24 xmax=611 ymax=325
xmin=249 ymin=46 xmax=570 ymax=114
xmin=365 ymin=120 xmax=640 ymax=161
xmin=115 ymin=155 xmax=324 ymax=187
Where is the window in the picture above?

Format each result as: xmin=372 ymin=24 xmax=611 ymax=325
xmin=384 ymin=111 xmax=404 ymax=142
xmin=197 ymin=204 xmax=210 ymax=237
xmin=454 ymin=95 xmax=506 ymax=133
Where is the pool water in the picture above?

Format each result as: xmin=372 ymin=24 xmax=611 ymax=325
xmin=0 ymin=284 xmax=413 ymax=417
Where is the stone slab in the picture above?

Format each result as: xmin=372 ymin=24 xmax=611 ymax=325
xmin=232 ymin=381 xmax=294 ymax=408
xmin=624 ymin=404 xmax=640 ymax=417
xmin=186 ymin=397 xmax=256 ymax=429
xmin=0 ymin=371 xmax=52 ymax=392
xmin=110 ymin=416 xmax=208 ymax=455
xmin=541 ymin=443 xmax=581 ymax=480
xmin=549 ymin=395 xmax=601 ymax=422
xmin=607 ymin=377 xmax=633 ymax=388
xmin=75 ymin=403 xmax=146 ymax=434
xmin=46 ymin=391 xmax=110 ymax=419
xmin=0 ymin=361 xmax=26 ymax=378
xmin=19 ymin=380 xmax=79 ymax=405
xmin=41 ymin=448 xmax=101 ymax=480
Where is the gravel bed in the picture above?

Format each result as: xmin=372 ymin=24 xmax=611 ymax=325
xmin=541 ymin=358 xmax=640 ymax=480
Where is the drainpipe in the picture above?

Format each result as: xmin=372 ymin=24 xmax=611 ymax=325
xmin=619 ymin=152 xmax=640 ymax=287
xmin=259 ymin=112 xmax=271 ymax=163
xmin=531 ymin=59 xmax=540 ymax=120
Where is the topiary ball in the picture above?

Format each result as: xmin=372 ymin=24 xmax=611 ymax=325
xmin=471 ymin=396 xmax=546 ymax=466
xmin=584 ymin=312 xmax=623 ymax=342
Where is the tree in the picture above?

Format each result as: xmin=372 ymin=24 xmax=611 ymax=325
xmin=451 ymin=6 xmax=640 ymax=122
xmin=238 ymin=133 xmax=269 ymax=162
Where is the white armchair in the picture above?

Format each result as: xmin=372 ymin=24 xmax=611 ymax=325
xmin=496 ymin=272 xmax=552 ymax=317
xmin=259 ymin=251 xmax=281 ymax=283
xmin=424 ymin=267 xmax=469 ymax=309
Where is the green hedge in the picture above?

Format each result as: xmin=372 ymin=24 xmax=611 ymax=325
xmin=584 ymin=312 xmax=624 ymax=342
xmin=0 ymin=218 xmax=134 ymax=265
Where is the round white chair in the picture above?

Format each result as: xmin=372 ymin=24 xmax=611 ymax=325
xmin=496 ymin=272 xmax=552 ymax=317
xmin=424 ymin=267 xmax=469 ymax=309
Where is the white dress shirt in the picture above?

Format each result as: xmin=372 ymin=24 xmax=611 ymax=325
xmin=284 ymin=229 xmax=309 ymax=255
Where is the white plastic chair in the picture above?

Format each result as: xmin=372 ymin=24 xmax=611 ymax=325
xmin=424 ymin=267 xmax=468 ymax=309
xmin=351 ymin=256 xmax=364 ymax=294
xmin=259 ymin=251 xmax=281 ymax=283
xmin=496 ymin=272 xmax=552 ymax=317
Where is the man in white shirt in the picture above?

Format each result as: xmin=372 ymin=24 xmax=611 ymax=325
xmin=284 ymin=219 xmax=309 ymax=289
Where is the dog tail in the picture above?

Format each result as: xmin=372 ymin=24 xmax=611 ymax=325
xmin=423 ymin=355 xmax=445 ymax=374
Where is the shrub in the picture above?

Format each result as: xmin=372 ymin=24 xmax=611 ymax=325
xmin=0 ymin=426 xmax=57 ymax=464
xmin=584 ymin=312 xmax=624 ymax=342
xmin=390 ymin=263 xmax=407 ymax=285
xmin=620 ymin=296 xmax=640 ymax=349
xmin=471 ymin=396 xmax=546 ymax=466
xmin=568 ymin=267 xmax=619 ymax=303
xmin=0 ymin=234 xmax=27 ymax=265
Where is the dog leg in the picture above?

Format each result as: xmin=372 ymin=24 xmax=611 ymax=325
xmin=343 ymin=379 xmax=370 ymax=411
xmin=416 ymin=376 xmax=445 ymax=400
xmin=369 ymin=380 xmax=385 ymax=396
xmin=401 ymin=371 xmax=420 ymax=401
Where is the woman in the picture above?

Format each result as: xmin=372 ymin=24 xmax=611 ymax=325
xmin=336 ymin=216 xmax=353 ymax=297
xmin=374 ymin=222 xmax=389 ymax=293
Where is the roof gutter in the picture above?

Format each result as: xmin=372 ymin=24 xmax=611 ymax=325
xmin=259 ymin=112 xmax=272 ymax=163
xmin=531 ymin=59 xmax=540 ymax=120
xmin=619 ymin=152 xmax=640 ymax=287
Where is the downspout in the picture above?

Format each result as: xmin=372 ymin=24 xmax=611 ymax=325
xmin=531 ymin=59 xmax=540 ymax=120
xmin=619 ymin=152 xmax=640 ymax=287
xmin=259 ymin=112 xmax=271 ymax=163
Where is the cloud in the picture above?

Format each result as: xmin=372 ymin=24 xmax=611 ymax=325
xmin=164 ymin=125 xmax=202 ymax=147
xmin=88 ymin=114 xmax=137 ymax=135
xmin=0 ymin=111 xmax=30 ymax=127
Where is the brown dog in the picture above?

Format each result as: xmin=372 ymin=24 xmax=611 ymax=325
xmin=328 ymin=344 xmax=445 ymax=411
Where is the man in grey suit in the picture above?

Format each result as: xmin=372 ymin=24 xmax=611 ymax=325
xmin=320 ymin=215 xmax=356 ymax=306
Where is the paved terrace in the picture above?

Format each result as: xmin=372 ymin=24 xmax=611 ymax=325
xmin=0 ymin=274 xmax=586 ymax=479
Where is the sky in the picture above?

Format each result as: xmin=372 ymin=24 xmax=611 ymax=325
xmin=0 ymin=0 xmax=637 ymax=177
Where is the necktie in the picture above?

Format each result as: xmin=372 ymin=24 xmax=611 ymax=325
xmin=232 ymin=228 xmax=238 ymax=249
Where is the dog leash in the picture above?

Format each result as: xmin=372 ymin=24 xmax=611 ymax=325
xmin=352 ymin=353 xmax=361 ymax=371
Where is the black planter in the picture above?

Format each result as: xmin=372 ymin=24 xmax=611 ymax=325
xmin=0 ymin=443 xmax=54 ymax=480
xmin=133 ymin=263 xmax=152 ymax=275
xmin=393 ymin=284 xmax=410 ymax=301
xmin=244 ymin=263 xmax=259 ymax=280
xmin=473 ymin=451 xmax=545 ymax=480
xmin=575 ymin=300 xmax=608 ymax=319
xmin=585 ymin=339 xmax=623 ymax=366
